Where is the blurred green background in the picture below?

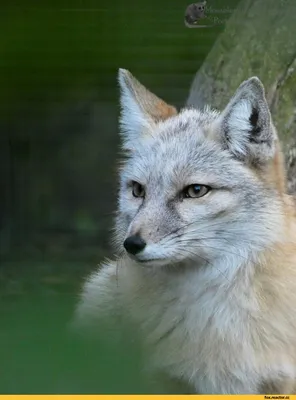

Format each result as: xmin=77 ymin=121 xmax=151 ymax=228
xmin=0 ymin=0 xmax=240 ymax=393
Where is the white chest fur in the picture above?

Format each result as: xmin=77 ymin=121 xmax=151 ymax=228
xmin=79 ymin=257 xmax=296 ymax=394
xmin=117 ymin=260 xmax=261 ymax=393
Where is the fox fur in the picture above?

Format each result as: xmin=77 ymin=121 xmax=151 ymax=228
xmin=74 ymin=69 xmax=296 ymax=394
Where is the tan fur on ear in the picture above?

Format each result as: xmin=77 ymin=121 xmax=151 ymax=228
xmin=251 ymin=139 xmax=287 ymax=197
xmin=119 ymin=69 xmax=177 ymax=123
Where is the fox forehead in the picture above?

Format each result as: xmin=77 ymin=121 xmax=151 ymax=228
xmin=151 ymin=107 xmax=219 ymax=144
xmin=159 ymin=106 xmax=216 ymax=128
xmin=122 ymin=109 xmax=257 ymax=189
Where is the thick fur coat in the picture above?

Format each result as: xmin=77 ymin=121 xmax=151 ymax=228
xmin=74 ymin=69 xmax=296 ymax=394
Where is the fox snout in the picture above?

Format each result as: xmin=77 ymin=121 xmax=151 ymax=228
xmin=123 ymin=234 xmax=147 ymax=255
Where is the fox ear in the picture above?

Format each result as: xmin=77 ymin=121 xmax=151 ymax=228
xmin=216 ymin=77 xmax=277 ymax=165
xmin=118 ymin=69 xmax=177 ymax=150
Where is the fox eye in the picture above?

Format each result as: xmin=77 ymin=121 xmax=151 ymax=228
xmin=132 ymin=181 xmax=145 ymax=198
xmin=183 ymin=184 xmax=210 ymax=199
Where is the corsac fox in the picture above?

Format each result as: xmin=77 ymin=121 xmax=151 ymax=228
xmin=74 ymin=69 xmax=296 ymax=394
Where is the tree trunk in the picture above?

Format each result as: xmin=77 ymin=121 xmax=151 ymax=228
xmin=186 ymin=0 xmax=296 ymax=192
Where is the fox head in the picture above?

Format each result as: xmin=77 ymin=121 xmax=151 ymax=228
xmin=114 ymin=69 xmax=287 ymax=270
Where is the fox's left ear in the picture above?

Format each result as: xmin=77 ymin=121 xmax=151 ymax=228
xmin=118 ymin=69 xmax=177 ymax=150
xmin=215 ymin=77 xmax=277 ymax=165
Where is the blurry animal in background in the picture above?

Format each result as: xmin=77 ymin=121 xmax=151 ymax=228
xmin=184 ymin=1 xmax=212 ymax=28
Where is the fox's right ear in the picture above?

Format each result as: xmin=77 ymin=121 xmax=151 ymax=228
xmin=118 ymin=69 xmax=177 ymax=150
xmin=214 ymin=77 xmax=277 ymax=166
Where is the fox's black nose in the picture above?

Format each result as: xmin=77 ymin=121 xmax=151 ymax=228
xmin=123 ymin=234 xmax=146 ymax=255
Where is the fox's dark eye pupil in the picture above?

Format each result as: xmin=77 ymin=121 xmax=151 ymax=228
xmin=193 ymin=185 xmax=201 ymax=193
